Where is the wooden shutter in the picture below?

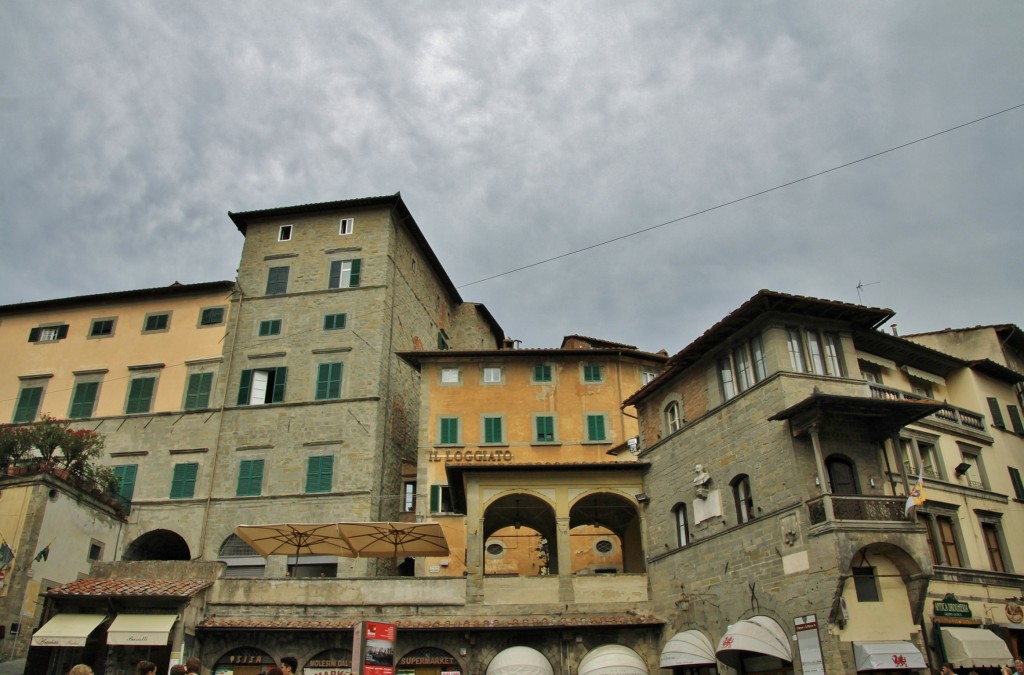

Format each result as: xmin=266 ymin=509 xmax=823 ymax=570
xmin=1006 ymin=405 xmax=1024 ymax=435
xmin=349 ymin=259 xmax=361 ymax=287
xmin=271 ymin=367 xmax=288 ymax=403
xmin=237 ymin=370 xmax=253 ymax=405
xmin=987 ymin=397 xmax=1006 ymax=429
xmin=13 ymin=387 xmax=43 ymax=423
xmin=170 ymin=463 xmax=198 ymax=499
xmin=114 ymin=465 xmax=137 ymax=500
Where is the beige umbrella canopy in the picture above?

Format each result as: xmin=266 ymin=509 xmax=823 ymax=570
xmin=235 ymin=523 xmax=353 ymax=558
xmin=336 ymin=521 xmax=449 ymax=558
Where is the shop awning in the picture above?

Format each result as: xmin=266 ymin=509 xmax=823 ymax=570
xmin=940 ymin=626 xmax=1013 ymax=668
xmin=485 ymin=646 xmax=554 ymax=675
xmin=578 ymin=645 xmax=648 ymax=675
xmin=660 ymin=630 xmax=717 ymax=667
xmin=31 ymin=614 xmax=106 ymax=648
xmin=853 ymin=642 xmax=927 ymax=670
xmin=107 ymin=614 xmax=177 ymax=646
xmin=716 ymin=616 xmax=792 ymax=670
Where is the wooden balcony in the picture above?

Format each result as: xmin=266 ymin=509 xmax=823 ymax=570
xmin=868 ymin=384 xmax=985 ymax=432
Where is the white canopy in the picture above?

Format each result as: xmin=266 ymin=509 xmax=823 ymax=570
xmin=31 ymin=614 xmax=106 ymax=648
xmin=853 ymin=642 xmax=927 ymax=671
xmin=716 ymin=616 xmax=792 ymax=670
xmin=107 ymin=614 xmax=177 ymax=646
xmin=578 ymin=645 xmax=648 ymax=675
xmin=940 ymin=626 xmax=1013 ymax=668
xmin=486 ymin=646 xmax=554 ymax=675
xmin=660 ymin=630 xmax=717 ymax=667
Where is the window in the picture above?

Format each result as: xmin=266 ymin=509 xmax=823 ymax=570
xmin=482 ymin=416 xmax=504 ymax=444
xmin=437 ymin=331 xmax=449 ymax=350
xmin=733 ymin=346 xmax=754 ymax=391
xmin=266 ymin=266 xmax=289 ymax=295
xmin=750 ymin=335 xmax=768 ymax=381
xmin=89 ymin=318 xmax=115 ymax=337
xmin=535 ymin=415 xmax=556 ymax=443
xmin=718 ymin=334 xmax=768 ymax=400
xmin=987 ymin=397 xmax=1006 ymax=429
xmin=430 ymin=484 xmax=453 ymax=513
xmin=315 ymin=362 xmax=343 ymax=400
xmin=664 ymin=402 xmax=681 ymax=434
xmin=170 ymin=463 xmax=198 ymax=499
xmin=184 ymin=372 xmax=214 ymax=410
xmin=69 ymin=381 xmax=100 ymax=419
xmin=1009 ymin=467 xmax=1024 ymax=500
xmin=440 ymin=368 xmax=460 ymax=384
xmin=732 ymin=475 xmax=754 ymax=523
xmin=910 ymin=378 xmax=933 ymax=399
xmin=787 ymin=328 xmax=807 ymax=372
xmin=339 ymin=218 xmax=354 ymax=235
xmin=918 ymin=513 xmax=941 ymax=564
xmin=237 ymin=367 xmax=287 ymax=405
xmin=788 ymin=327 xmax=844 ymax=376
xmin=718 ymin=357 xmax=737 ymax=401
xmin=113 ymin=465 xmax=137 ymax=501
xmin=585 ymin=414 xmax=607 ymax=442
xmin=403 ymin=481 xmax=416 ymax=512
xmin=823 ymin=333 xmax=844 ymax=375
xmin=583 ymin=364 xmax=603 ymax=383
xmin=29 ymin=324 xmax=69 ymax=343
xmin=900 ymin=436 xmax=942 ymax=479
xmin=439 ymin=417 xmax=459 ymax=445
xmin=13 ymin=386 xmax=43 ymax=423
xmin=852 ymin=566 xmax=880 ymax=602
xmin=641 ymin=370 xmax=657 ymax=386
xmin=237 ymin=459 xmax=265 ymax=497
xmin=533 ymin=364 xmax=552 ymax=383
xmin=258 ymin=319 xmax=282 ymax=336
xmin=981 ymin=521 xmax=1006 ymax=572
xmin=936 ymin=515 xmax=963 ymax=566
xmin=200 ymin=307 xmax=225 ymax=326
xmin=88 ymin=542 xmax=103 ymax=561
xmin=324 ymin=313 xmax=347 ymax=330
xmin=143 ymin=313 xmax=170 ymax=333
xmin=860 ymin=362 xmax=883 ymax=384
xmin=1007 ymin=405 xmax=1024 ymax=435
xmin=482 ymin=367 xmax=502 ymax=383
xmin=278 ymin=224 xmax=293 ymax=241
xmin=958 ymin=445 xmax=986 ymax=489
xmin=674 ymin=503 xmax=689 ymax=547
xmin=305 ymin=455 xmax=334 ymax=493
xmin=125 ymin=377 xmax=156 ymax=414
xmin=328 ymin=259 xmax=361 ymax=289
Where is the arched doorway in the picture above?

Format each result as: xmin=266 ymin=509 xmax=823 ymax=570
xmin=213 ymin=646 xmax=276 ymax=675
xmin=123 ymin=529 xmax=190 ymax=560
xmin=826 ymin=455 xmax=859 ymax=495
xmin=305 ymin=647 xmax=353 ymax=675
xmin=398 ymin=646 xmax=461 ymax=675
xmin=569 ymin=492 xmax=645 ymax=573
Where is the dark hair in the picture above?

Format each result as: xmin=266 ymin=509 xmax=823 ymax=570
xmin=136 ymin=661 xmax=157 ymax=675
xmin=185 ymin=657 xmax=202 ymax=673
xmin=266 ymin=668 xmax=284 ymax=675
xmin=170 ymin=666 xmax=187 ymax=675
xmin=281 ymin=656 xmax=298 ymax=670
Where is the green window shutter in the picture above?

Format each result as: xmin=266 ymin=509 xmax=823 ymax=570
xmin=237 ymin=370 xmax=253 ymax=405
xmin=1008 ymin=468 xmax=1024 ymax=501
xmin=113 ymin=465 xmax=137 ymax=501
xmin=28 ymin=327 xmax=41 ymax=342
xmin=57 ymin=324 xmax=69 ymax=339
xmin=536 ymin=416 xmax=554 ymax=442
xmin=328 ymin=260 xmax=341 ymax=289
xmin=126 ymin=378 xmax=155 ymax=414
xmin=184 ymin=372 xmax=213 ymax=410
xmin=270 ymin=367 xmax=288 ymax=403
xmin=349 ymin=259 xmax=361 ymax=287
xmin=266 ymin=266 xmax=289 ymax=295
xmin=316 ymin=363 xmax=343 ymax=400
xmin=987 ymin=398 xmax=1006 ymax=429
xmin=584 ymin=364 xmax=602 ymax=382
xmin=1007 ymin=405 xmax=1024 ymax=435
xmin=324 ymin=313 xmax=347 ymax=330
xmin=440 ymin=418 xmax=458 ymax=444
xmin=13 ymin=387 xmax=43 ymax=423
xmin=305 ymin=455 xmax=334 ymax=493
xmin=69 ymin=382 xmax=99 ymax=419
xmin=484 ymin=417 xmax=502 ymax=443
xmin=430 ymin=485 xmax=441 ymax=513
xmin=237 ymin=459 xmax=264 ymax=497
xmin=534 ymin=364 xmax=551 ymax=382
xmin=587 ymin=415 xmax=606 ymax=441
xmin=170 ymin=463 xmax=198 ymax=499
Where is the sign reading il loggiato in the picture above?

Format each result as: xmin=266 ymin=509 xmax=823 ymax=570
xmin=934 ymin=594 xmax=972 ymax=619
xmin=429 ymin=449 xmax=513 ymax=463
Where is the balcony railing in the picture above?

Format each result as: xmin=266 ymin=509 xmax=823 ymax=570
xmin=807 ymin=494 xmax=908 ymax=525
xmin=868 ymin=384 xmax=985 ymax=431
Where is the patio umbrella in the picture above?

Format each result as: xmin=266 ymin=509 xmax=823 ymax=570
xmin=336 ymin=521 xmax=450 ymax=558
xmin=234 ymin=523 xmax=353 ymax=558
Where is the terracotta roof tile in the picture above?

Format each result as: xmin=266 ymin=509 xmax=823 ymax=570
xmin=199 ymin=613 xmax=662 ymax=631
xmin=48 ymin=578 xmax=213 ymax=598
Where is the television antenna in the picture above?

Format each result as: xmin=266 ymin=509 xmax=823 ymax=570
xmin=856 ymin=280 xmax=880 ymax=304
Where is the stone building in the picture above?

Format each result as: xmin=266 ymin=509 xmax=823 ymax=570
xmin=626 ymin=290 xmax=1024 ymax=674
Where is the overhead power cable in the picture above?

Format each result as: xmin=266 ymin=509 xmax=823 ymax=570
xmin=457 ymin=102 xmax=1024 ymax=289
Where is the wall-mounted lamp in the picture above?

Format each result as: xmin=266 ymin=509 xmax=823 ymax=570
xmin=627 ymin=437 xmax=639 ymax=455
xmin=954 ymin=462 xmax=972 ymax=477
xmin=814 ymin=476 xmax=820 ymax=487
xmin=635 ymin=493 xmax=650 ymax=504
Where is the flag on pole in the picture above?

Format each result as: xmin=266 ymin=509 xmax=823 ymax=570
xmin=34 ymin=544 xmax=50 ymax=563
xmin=905 ymin=466 xmax=926 ymax=518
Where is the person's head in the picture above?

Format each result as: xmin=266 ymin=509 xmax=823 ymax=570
xmin=170 ymin=666 xmax=187 ymax=675
xmin=266 ymin=668 xmax=284 ymax=675
xmin=1014 ymin=660 xmax=1024 ymax=673
xmin=280 ymin=656 xmax=298 ymax=674
xmin=185 ymin=656 xmax=202 ymax=674
xmin=69 ymin=666 xmax=94 ymax=675
xmin=136 ymin=661 xmax=157 ymax=675
xmin=941 ymin=663 xmax=955 ymax=675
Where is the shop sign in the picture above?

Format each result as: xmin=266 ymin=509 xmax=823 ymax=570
xmin=794 ymin=614 xmax=825 ymax=675
xmin=429 ymin=449 xmax=513 ymax=463
xmin=934 ymin=594 xmax=972 ymax=619
xmin=353 ymin=621 xmax=396 ymax=675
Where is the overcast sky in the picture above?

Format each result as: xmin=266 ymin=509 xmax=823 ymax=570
xmin=2 ymin=2 xmax=1021 ymax=354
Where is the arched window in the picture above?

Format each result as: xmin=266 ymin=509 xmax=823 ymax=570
xmin=673 ymin=503 xmax=689 ymax=547
xmin=826 ymin=456 xmax=859 ymax=495
xmin=731 ymin=475 xmax=754 ymax=524
xmin=664 ymin=401 xmax=681 ymax=434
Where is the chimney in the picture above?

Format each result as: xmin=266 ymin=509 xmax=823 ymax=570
xmin=890 ymin=324 xmax=899 ymax=336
